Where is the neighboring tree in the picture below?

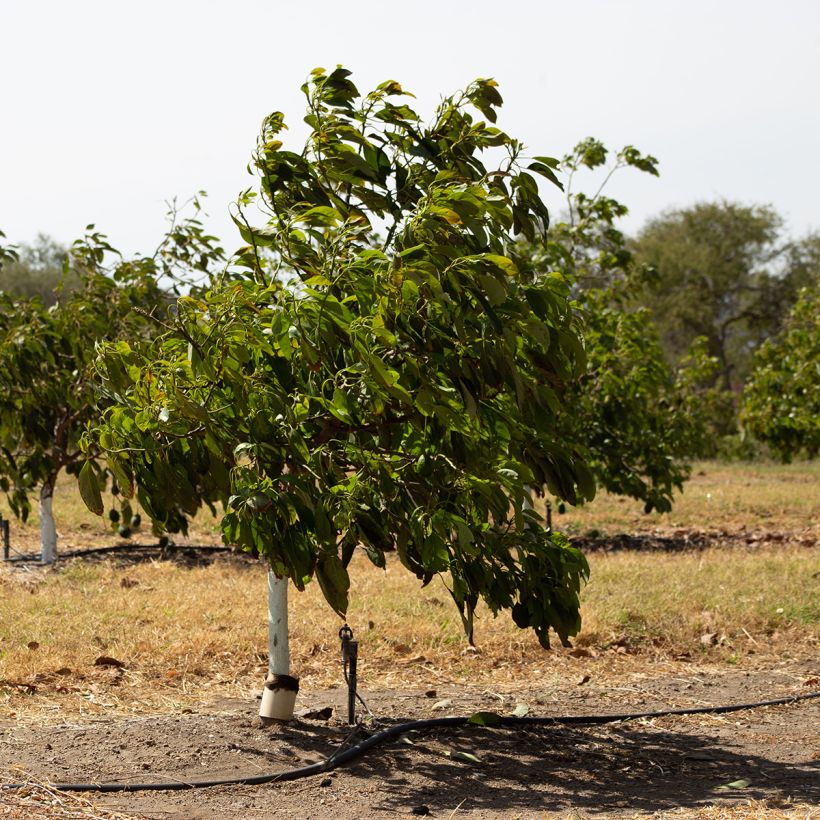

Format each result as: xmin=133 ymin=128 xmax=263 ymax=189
xmin=0 ymin=233 xmax=74 ymax=306
xmin=87 ymin=68 xmax=596 ymax=657
xmin=0 ymin=212 xmax=223 ymax=562
xmin=741 ymin=286 xmax=819 ymax=460
xmin=559 ymin=287 xmax=718 ymax=511
xmin=632 ymin=201 xmax=810 ymax=393
xmin=527 ymin=139 xmax=717 ymax=511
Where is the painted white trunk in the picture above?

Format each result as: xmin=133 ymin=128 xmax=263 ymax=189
xmin=40 ymin=483 xmax=57 ymax=564
xmin=258 ymin=571 xmax=298 ymax=720
xmin=267 ymin=571 xmax=290 ymax=676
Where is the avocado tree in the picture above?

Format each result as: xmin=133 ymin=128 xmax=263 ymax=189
xmin=526 ymin=139 xmax=718 ymax=511
xmin=85 ymin=68 xmax=596 ymax=713
xmin=741 ymin=285 xmax=819 ymax=460
xmin=0 ymin=211 xmax=223 ymax=562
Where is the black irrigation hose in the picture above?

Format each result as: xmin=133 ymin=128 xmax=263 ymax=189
xmin=2 ymin=691 xmax=818 ymax=794
xmin=60 ymin=544 xmax=235 ymax=559
xmin=4 ymin=544 xmax=235 ymax=563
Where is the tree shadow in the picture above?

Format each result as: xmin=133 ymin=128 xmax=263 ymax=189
xmin=228 ymin=703 xmax=820 ymax=814
xmin=4 ymin=703 xmax=817 ymax=814
xmin=343 ymin=719 xmax=819 ymax=815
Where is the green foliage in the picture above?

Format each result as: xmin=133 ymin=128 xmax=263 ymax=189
xmin=0 ymin=230 xmax=165 ymax=523
xmin=0 ymin=231 xmax=19 ymax=270
xmin=0 ymin=207 xmax=224 ymax=555
xmin=741 ymin=286 xmax=819 ymax=460
xmin=632 ymin=201 xmax=814 ymax=393
xmin=524 ymin=140 xmax=714 ymax=512
xmin=89 ymin=68 xmax=595 ymax=648
xmin=561 ymin=290 xmax=718 ymax=512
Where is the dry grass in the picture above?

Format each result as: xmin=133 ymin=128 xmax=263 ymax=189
xmin=0 ymin=461 xmax=817 ymax=719
xmin=548 ymin=460 xmax=820 ymax=536
xmin=638 ymin=803 xmax=820 ymax=820
xmin=0 ymin=778 xmax=137 ymax=819
xmin=1 ymin=544 xmax=816 ymax=720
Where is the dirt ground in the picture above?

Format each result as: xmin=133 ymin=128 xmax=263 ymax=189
xmin=2 ymin=659 xmax=818 ymax=819
xmin=1 ymin=463 xmax=817 ymax=818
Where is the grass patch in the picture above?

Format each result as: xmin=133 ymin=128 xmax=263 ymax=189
xmin=0 ymin=460 xmax=817 ymax=717
xmin=1 ymin=544 xmax=816 ymax=717
xmin=548 ymin=459 xmax=820 ymax=535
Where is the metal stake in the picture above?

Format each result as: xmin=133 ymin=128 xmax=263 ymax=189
xmin=339 ymin=625 xmax=358 ymax=725
xmin=346 ymin=639 xmax=358 ymax=725
xmin=1 ymin=517 xmax=9 ymax=561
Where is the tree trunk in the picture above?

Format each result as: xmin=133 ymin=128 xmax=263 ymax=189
xmin=267 ymin=571 xmax=290 ymax=677
xmin=40 ymin=481 xmax=57 ymax=564
xmin=258 ymin=571 xmax=298 ymax=720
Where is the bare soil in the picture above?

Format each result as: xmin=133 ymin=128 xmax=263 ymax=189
xmin=2 ymin=660 xmax=818 ymax=819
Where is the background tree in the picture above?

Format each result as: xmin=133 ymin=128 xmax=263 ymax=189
xmin=741 ymin=285 xmax=819 ymax=460
xmin=87 ymin=68 xmax=596 ymax=668
xmin=0 ymin=211 xmax=224 ymax=562
xmin=631 ymin=201 xmax=811 ymax=393
xmin=782 ymin=231 xmax=820 ymax=300
xmin=0 ymin=233 xmax=74 ymax=306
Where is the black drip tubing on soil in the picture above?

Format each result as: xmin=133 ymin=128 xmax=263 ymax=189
xmin=4 ymin=544 xmax=235 ymax=563
xmin=2 ymin=691 xmax=818 ymax=793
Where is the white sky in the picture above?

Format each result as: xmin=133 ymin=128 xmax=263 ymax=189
xmin=2 ymin=0 xmax=819 ymax=257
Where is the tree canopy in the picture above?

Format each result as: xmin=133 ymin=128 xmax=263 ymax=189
xmin=86 ymin=68 xmax=595 ymax=647
xmin=632 ymin=201 xmax=815 ymax=393
xmin=523 ymin=139 xmax=717 ymax=512
xmin=741 ymin=285 xmax=819 ymax=460
xmin=0 ymin=209 xmax=224 ymax=561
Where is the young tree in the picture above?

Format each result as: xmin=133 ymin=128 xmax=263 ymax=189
xmin=0 ymin=211 xmax=223 ymax=562
xmin=741 ymin=285 xmax=819 ymax=460
xmin=525 ymin=139 xmax=717 ymax=511
xmin=86 ymin=69 xmax=596 ymax=705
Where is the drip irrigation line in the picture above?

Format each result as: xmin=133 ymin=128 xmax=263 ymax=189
xmin=2 ymin=690 xmax=817 ymax=794
xmin=60 ymin=544 xmax=236 ymax=559
xmin=4 ymin=544 xmax=236 ymax=563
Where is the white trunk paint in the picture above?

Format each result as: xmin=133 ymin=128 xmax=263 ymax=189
xmin=267 ymin=571 xmax=290 ymax=676
xmin=40 ymin=482 xmax=57 ymax=564
xmin=258 ymin=571 xmax=298 ymax=720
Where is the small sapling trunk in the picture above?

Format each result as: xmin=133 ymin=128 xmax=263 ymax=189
xmin=259 ymin=571 xmax=298 ymax=721
xmin=40 ymin=481 xmax=57 ymax=564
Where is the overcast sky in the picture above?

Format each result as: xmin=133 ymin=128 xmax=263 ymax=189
xmin=2 ymin=0 xmax=819 ymax=257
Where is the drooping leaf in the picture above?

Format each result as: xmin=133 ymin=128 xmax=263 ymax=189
xmin=315 ymin=554 xmax=350 ymax=616
xmin=78 ymin=461 xmax=103 ymax=516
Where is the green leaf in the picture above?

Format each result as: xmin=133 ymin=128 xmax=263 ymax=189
xmin=316 ymin=554 xmax=349 ymax=616
xmin=478 ymin=274 xmax=507 ymax=306
xmin=446 ymin=750 xmax=481 ymax=764
xmin=717 ymin=778 xmax=751 ymax=791
xmin=467 ymin=711 xmax=501 ymax=726
xmin=527 ymin=161 xmax=564 ymax=190
xmin=78 ymin=461 xmax=103 ymax=516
